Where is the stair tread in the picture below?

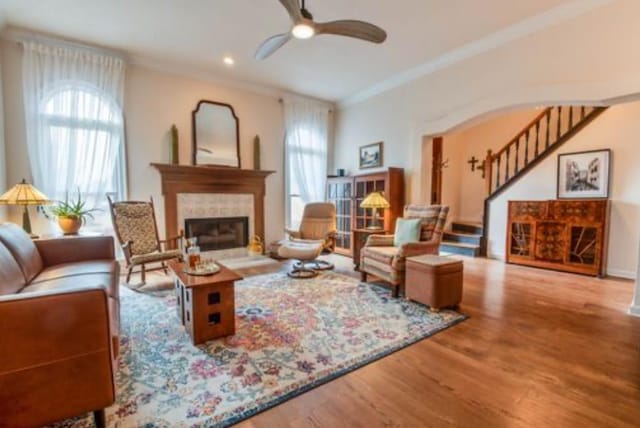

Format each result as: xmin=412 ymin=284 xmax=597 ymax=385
xmin=452 ymin=221 xmax=483 ymax=227
xmin=441 ymin=241 xmax=481 ymax=249
xmin=444 ymin=231 xmax=483 ymax=238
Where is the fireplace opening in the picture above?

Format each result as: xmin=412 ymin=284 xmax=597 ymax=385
xmin=185 ymin=217 xmax=249 ymax=252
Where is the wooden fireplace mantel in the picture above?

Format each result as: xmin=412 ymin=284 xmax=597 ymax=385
xmin=150 ymin=163 xmax=275 ymax=243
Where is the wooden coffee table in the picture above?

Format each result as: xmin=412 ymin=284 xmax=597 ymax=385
xmin=168 ymin=261 xmax=243 ymax=345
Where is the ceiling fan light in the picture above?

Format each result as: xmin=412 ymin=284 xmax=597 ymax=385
xmin=292 ymin=23 xmax=315 ymax=39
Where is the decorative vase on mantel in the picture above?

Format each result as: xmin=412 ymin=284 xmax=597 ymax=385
xmin=253 ymin=135 xmax=261 ymax=170
xmin=170 ymin=124 xmax=180 ymax=165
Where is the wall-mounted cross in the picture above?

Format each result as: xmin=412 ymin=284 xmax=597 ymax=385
xmin=468 ymin=156 xmax=480 ymax=171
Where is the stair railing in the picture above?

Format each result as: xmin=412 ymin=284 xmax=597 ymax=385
xmin=480 ymin=105 xmax=608 ymax=256
xmin=483 ymin=106 xmax=603 ymax=198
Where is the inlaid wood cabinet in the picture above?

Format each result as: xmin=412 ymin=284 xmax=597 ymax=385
xmin=507 ymin=200 xmax=609 ymax=276
xmin=326 ymin=168 xmax=404 ymax=256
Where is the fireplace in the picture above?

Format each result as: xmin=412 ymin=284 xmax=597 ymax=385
xmin=185 ymin=217 xmax=249 ymax=252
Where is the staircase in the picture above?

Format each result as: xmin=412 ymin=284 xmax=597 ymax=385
xmin=441 ymin=222 xmax=483 ymax=257
xmin=480 ymin=105 xmax=609 ymax=255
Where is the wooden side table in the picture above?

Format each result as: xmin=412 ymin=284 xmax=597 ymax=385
xmin=352 ymin=228 xmax=387 ymax=270
xmin=169 ymin=261 xmax=243 ymax=345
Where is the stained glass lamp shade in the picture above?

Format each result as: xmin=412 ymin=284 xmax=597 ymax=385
xmin=0 ymin=179 xmax=51 ymax=235
xmin=360 ymin=191 xmax=390 ymax=230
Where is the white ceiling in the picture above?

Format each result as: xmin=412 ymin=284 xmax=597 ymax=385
xmin=0 ymin=0 xmax=597 ymax=103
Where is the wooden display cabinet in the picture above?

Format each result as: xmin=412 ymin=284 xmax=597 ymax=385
xmin=506 ymin=199 xmax=609 ymax=276
xmin=327 ymin=168 xmax=404 ymax=257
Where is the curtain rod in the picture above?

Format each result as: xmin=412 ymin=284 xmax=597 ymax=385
xmin=4 ymin=27 xmax=128 ymax=62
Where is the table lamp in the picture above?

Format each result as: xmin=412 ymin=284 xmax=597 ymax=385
xmin=360 ymin=191 xmax=390 ymax=230
xmin=0 ymin=179 xmax=51 ymax=237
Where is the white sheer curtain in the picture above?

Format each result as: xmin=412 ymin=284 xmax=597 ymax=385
xmin=283 ymin=95 xmax=330 ymax=227
xmin=22 ymin=40 xmax=127 ymax=231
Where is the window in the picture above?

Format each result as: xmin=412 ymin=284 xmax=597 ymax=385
xmin=283 ymin=96 xmax=330 ymax=229
xmin=285 ymin=124 xmax=328 ymax=228
xmin=40 ymin=84 xmax=126 ymax=231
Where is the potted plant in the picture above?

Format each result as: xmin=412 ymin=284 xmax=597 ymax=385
xmin=49 ymin=191 xmax=99 ymax=235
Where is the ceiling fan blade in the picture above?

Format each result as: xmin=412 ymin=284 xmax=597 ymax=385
xmin=315 ymin=20 xmax=387 ymax=43
xmin=278 ymin=0 xmax=302 ymax=22
xmin=255 ymin=33 xmax=292 ymax=60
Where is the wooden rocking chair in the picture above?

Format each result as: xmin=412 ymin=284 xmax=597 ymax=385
xmin=107 ymin=196 xmax=183 ymax=284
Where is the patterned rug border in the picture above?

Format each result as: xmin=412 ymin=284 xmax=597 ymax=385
xmin=220 ymin=281 xmax=468 ymax=428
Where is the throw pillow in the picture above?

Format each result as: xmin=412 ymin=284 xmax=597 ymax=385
xmin=393 ymin=218 xmax=422 ymax=247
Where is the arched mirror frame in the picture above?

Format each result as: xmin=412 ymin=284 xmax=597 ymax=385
xmin=191 ymin=100 xmax=241 ymax=168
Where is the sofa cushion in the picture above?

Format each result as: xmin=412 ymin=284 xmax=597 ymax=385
xmin=0 ymin=242 xmax=26 ymax=295
xmin=22 ymin=273 xmax=119 ymax=300
xmin=0 ymin=223 xmax=43 ymax=283
xmin=31 ymin=260 xmax=117 ymax=283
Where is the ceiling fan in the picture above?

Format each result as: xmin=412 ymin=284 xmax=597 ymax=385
xmin=255 ymin=0 xmax=387 ymax=60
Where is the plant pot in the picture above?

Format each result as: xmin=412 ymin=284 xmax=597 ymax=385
xmin=58 ymin=216 xmax=82 ymax=235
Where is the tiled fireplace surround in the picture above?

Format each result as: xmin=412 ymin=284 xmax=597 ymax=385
xmin=177 ymin=193 xmax=254 ymax=259
xmin=151 ymin=163 xmax=274 ymax=259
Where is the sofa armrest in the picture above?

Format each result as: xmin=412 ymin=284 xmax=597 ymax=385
xmin=0 ymin=287 xmax=115 ymax=427
xmin=365 ymin=234 xmax=395 ymax=247
xmin=35 ymin=235 xmax=116 ymax=266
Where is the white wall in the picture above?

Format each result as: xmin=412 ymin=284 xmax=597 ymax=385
xmin=443 ymin=109 xmax=539 ymax=223
xmin=1 ymin=40 xmax=286 ymax=244
xmin=488 ymin=102 xmax=640 ymax=278
xmin=0 ymin=44 xmax=6 ymax=222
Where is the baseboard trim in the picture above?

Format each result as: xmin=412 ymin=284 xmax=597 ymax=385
xmin=628 ymin=304 xmax=640 ymax=317
xmin=605 ymin=268 xmax=636 ymax=279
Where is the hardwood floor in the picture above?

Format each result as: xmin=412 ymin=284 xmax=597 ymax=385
xmin=236 ymin=254 xmax=640 ymax=427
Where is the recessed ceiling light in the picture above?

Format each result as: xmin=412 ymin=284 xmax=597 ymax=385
xmin=223 ymin=56 xmax=235 ymax=66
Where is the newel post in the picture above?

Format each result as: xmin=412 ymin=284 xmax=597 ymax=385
xmin=484 ymin=149 xmax=493 ymax=196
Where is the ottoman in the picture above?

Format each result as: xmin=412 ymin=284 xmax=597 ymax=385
xmin=277 ymin=241 xmax=326 ymax=278
xmin=405 ymin=255 xmax=463 ymax=310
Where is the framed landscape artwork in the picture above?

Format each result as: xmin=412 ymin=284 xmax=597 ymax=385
xmin=557 ymin=149 xmax=611 ymax=199
xmin=359 ymin=142 xmax=383 ymax=169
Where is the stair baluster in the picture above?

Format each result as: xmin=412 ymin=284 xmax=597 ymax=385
xmin=545 ymin=110 xmax=551 ymax=149
xmin=534 ymin=120 xmax=540 ymax=158
xmin=569 ymin=106 xmax=573 ymax=128
xmin=556 ymin=106 xmax=562 ymax=140
xmin=505 ymin=147 xmax=510 ymax=181
xmin=514 ymin=139 xmax=520 ymax=174
xmin=524 ymin=129 xmax=529 ymax=166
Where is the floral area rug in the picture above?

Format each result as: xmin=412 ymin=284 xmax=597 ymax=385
xmin=55 ymin=271 xmax=466 ymax=427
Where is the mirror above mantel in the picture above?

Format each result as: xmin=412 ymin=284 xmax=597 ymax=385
xmin=192 ymin=100 xmax=240 ymax=167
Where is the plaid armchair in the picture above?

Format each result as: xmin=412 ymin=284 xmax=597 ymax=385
xmin=107 ymin=196 xmax=183 ymax=284
xmin=360 ymin=204 xmax=449 ymax=297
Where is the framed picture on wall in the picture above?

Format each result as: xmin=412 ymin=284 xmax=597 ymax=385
xmin=359 ymin=142 xmax=383 ymax=169
xmin=557 ymin=149 xmax=611 ymax=199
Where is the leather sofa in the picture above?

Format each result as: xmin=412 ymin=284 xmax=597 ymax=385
xmin=0 ymin=223 xmax=120 ymax=428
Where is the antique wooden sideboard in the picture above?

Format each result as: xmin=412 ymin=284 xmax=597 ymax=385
xmin=506 ymin=199 xmax=609 ymax=276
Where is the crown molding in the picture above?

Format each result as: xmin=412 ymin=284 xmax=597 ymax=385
xmin=338 ymin=0 xmax=614 ymax=109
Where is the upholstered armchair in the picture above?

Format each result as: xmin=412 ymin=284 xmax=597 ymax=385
xmin=285 ymin=202 xmax=337 ymax=253
xmin=107 ymin=196 xmax=183 ymax=284
xmin=360 ymin=204 xmax=449 ymax=297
